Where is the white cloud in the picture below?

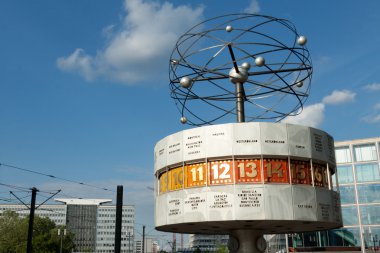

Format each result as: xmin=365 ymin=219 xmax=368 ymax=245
xmin=282 ymin=89 xmax=356 ymax=127
xmin=244 ymin=0 xmax=260 ymax=13
xmin=322 ymin=89 xmax=356 ymax=105
xmin=57 ymin=0 xmax=204 ymax=84
xmin=361 ymin=114 xmax=380 ymax=123
xmin=361 ymin=102 xmax=380 ymax=124
xmin=57 ymin=49 xmax=97 ymax=81
xmin=281 ymin=103 xmax=325 ymax=128
xmin=364 ymin=83 xmax=380 ymax=91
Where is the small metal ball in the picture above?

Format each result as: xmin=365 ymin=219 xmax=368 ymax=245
xmin=229 ymin=67 xmax=249 ymax=84
xmin=226 ymin=25 xmax=233 ymax=32
xmin=297 ymin=36 xmax=307 ymax=46
xmin=255 ymin=57 xmax=265 ymax=67
xmin=180 ymin=76 xmax=192 ymax=88
xmin=241 ymin=62 xmax=251 ymax=71
xmin=180 ymin=117 xmax=187 ymax=124
xmin=296 ymin=81 xmax=304 ymax=88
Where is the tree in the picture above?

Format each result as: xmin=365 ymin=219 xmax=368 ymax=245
xmin=194 ymin=246 xmax=202 ymax=253
xmin=216 ymin=244 xmax=228 ymax=253
xmin=0 ymin=211 xmax=74 ymax=253
xmin=0 ymin=210 xmax=28 ymax=253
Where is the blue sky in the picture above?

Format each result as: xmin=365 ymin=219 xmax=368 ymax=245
xmin=1 ymin=0 xmax=380 ymax=247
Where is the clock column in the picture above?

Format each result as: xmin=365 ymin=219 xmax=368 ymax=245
xmin=229 ymin=230 xmax=267 ymax=253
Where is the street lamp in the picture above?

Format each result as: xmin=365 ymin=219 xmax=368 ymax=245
xmin=58 ymin=228 xmax=66 ymax=253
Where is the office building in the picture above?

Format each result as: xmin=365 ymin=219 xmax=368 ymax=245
xmin=0 ymin=198 xmax=135 ymax=253
xmin=188 ymin=234 xmax=229 ymax=252
xmin=333 ymin=137 xmax=380 ymax=251
xmin=135 ymin=238 xmax=158 ymax=253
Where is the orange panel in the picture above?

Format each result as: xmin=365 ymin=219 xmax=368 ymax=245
xmin=263 ymin=158 xmax=289 ymax=183
xmin=234 ymin=159 xmax=262 ymax=183
xmin=208 ymin=160 xmax=234 ymax=185
xmin=168 ymin=166 xmax=184 ymax=191
xmin=184 ymin=163 xmax=207 ymax=188
xmin=313 ymin=163 xmax=328 ymax=187
xmin=158 ymin=171 xmax=168 ymax=194
xmin=290 ymin=160 xmax=312 ymax=185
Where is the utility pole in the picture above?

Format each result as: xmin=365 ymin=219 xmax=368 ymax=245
xmin=142 ymin=225 xmax=146 ymax=253
xmin=115 ymin=185 xmax=123 ymax=253
xmin=26 ymin=187 xmax=38 ymax=253
xmin=10 ymin=187 xmax=60 ymax=253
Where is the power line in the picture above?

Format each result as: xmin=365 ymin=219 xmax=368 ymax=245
xmin=0 ymin=197 xmax=14 ymax=203
xmin=0 ymin=162 xmax=115 ymax=192
xmin=0 ymin=182 xmax=31 ymax=192
xmin=0 ymin=183 xmax=111 ymax=205
xmin=0 ymin=184 xmax=83 ymax=203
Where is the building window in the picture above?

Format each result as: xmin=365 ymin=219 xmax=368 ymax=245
xmin=337 ymin=165 xmax=354 ymax=184
xmin=335 ymin=146 xmax=351 ymax=163
xmin=360 ymin=205 xmax=380 ymax=225
xmin=355 ymin=163 xmax=380 ymax=182
xmin=353 ymin=143 xmax=377 ymax=162
xmin=357 ymin=184 xmax=380 ymax=203
xmin=362 ymin=227 xmax=380 ymax=248
xmin=339 ymin=185 xmax=356 ymax=204
xmin=342 ymin=206 xmax=358 ymax=225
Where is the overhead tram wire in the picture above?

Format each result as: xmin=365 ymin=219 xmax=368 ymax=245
xmin=0 ymin=162 xmax=115 ymax=193
xmin=0 ymin=182 xmax=31 ymax=192
xmin=0 ymin=182 xmax=109 ymax=203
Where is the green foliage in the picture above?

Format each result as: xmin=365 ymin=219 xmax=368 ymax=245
xmin=216 ymin=244 xmax=228 ymax=253
xmin=0 ymin=210 xmax=28 ymax=253
xmin=194 ymin=246 xmax=202 ymax=253
xmin=0 ymin=211 xmax=74 ymax=253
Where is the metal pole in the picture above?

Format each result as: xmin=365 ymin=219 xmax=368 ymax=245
xmin=285 ymin=234 xmax=289 ymax=253
xmin=59 ymin=229 xmax=63 ymax=253
xmin=115 ymin=185 xmax=123 ymax=253
xmin=128 ymin=231 xmax=131 ymax=253
xmin=26 ymin=187 xmax=38 ymax=253
xmin=59 ymin=229 xmax=66 ymax=253
xmin=142 ymin=225 xmax=146 ymax=253
xmin=236 ymin=82 xmax=245 ymax=122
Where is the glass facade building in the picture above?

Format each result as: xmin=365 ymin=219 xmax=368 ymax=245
xmin=333 ymin=137 xmax=380 ymax=251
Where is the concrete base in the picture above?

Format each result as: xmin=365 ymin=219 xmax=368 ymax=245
xmin=229 ymin=230 xmax=266 ymax=253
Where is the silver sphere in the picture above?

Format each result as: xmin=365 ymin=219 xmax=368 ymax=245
xmin=297 ymin=36 xmax=307 ymax=46
xmin=296 ymin=81 xmax=304 ymax=88
xmin=241 ymin=62 xmax=251 ymax=70
xmin=180 ymin=116 xmax=187 ymax=124
xmin=226 ymin=25 xmax=233 ymax=32
xmin=255 ymin=56 xmax=265 ymax=67
xmin=229 ymin=67 xmax=249 ymax=84
xmin=180 ymin=76 xmax=192 ymax=88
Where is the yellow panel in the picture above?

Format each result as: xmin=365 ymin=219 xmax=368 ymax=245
xmin=185 ymin=163 xmax=207 ymax=188
xmin=159 ymin=171 xmax=168 ymax=194
xmin=168 ymin=166 xmax=184 ymax=191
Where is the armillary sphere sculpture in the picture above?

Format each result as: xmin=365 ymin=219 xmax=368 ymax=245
xmin=155 ymin=14 xmax=341 ymax=253
xmin=169 ymin=13 xmax=312 ymax=126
